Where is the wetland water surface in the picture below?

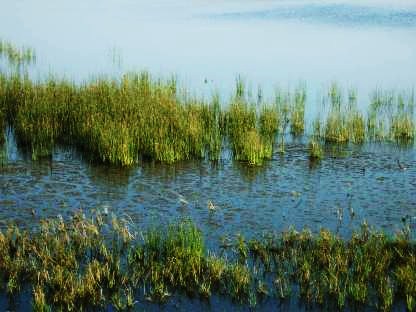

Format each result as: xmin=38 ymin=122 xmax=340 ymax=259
xmin=1 ymin=131 xmax=415 ymax=245
xmin=1 ymin=0 xmax=416 ymax=97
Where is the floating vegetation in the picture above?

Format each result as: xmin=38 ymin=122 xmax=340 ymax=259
xmin=0 ymin=212 xmax=415 ymax=310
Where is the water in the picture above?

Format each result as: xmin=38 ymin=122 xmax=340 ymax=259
xmin=1 ymin=0 xmax=416 ymax=98
xmin=1 ymin=130 xmax=415 ymax=246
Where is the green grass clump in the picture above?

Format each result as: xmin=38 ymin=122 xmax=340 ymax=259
xmin=308 ymin=139 xmax=323 ymax=160
xmin=1 ymin=73 xmax=226 ymax=165
xmin=390 ymin=94 xmax=415 ymax=143
xmin=290 ymin=86 xmax=306 ymax=136
xmin=323 ymin=86 xmax=365 ymax=144
xmin=368 ymin=90 xmax=415 ymax=143
xmin=225 ymin=80 xmax=275 ymax=165
xmin=226 ymin=99 xmax=268 ymax=165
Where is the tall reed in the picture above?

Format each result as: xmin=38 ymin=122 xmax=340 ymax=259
xmin=1 ymin=41 xmax=415 ymax=166
xmin=323 ymin=85 xmax=365 ymax=144
xmin=368 ymin=90 xmax=415 ymax=143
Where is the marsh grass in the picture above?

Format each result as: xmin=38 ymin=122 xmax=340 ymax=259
xmin=0 ymin=40 xmax=415 ymax=166
xmin=368 ymin=90 xmax=415 ymax=143
xmin=1 ymin=73 xmax=415 ymax=167
xmin=308 ymin=139 xmax=323 ymax=160
xmin=1 ymin=73 xmax=228 ymax=165
xmin=290 ymin=86 xmax=306 ymax=136
xmin=0 ymin=39 xmax=36 ymax=74
xmin=0 ymin=105 xmax=4 ymax=146
xmin=322 ymin=85 xmax=366 ymax=144
xmin=0 ymin=213 xmax=415 ymax=310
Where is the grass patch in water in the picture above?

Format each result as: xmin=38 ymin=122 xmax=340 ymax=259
xmin=1 ymin=73 xmax=415 ymax=166
xmin=1 ymin=73 xmax=227 ymax=165
xmin=1 ymin=41 xmax=415 ymax=166
xmin=368 ymin=90 xmax=415 ymax=143
xmin=290 ymin=85 xmax=306 ymax=136
xmin=0 ymin=212 xmax=415 ymax=310
xmin=322 ymin=85 xmax=366 ymax=144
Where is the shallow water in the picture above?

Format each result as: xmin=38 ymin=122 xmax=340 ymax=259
xmin=1 ymin=130 xmax=415 ymax=247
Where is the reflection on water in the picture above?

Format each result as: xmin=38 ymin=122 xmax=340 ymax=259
xmin=1 ymin=133 xmax=415 ymax=246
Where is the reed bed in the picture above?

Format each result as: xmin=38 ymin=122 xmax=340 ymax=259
xmin=1 ymin=73 xmax=227 ymax=165
xmin=0 ymin=73 xmax=415 ymax=166
xmin=0 ymin=212 xmax=415 ymax=311
xmin=0 ymin=73 xmax=304 ymax=166
xmin=1 ymin=41 xmax=415 ymax=166
xmin=320 ymin=85 xmax=366 ymax=144
xmin=306 ymin=85 xmax=415 ymax=159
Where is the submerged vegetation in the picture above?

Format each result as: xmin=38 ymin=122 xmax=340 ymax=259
xmin=0 ymin=212 xmax=415 ymax=311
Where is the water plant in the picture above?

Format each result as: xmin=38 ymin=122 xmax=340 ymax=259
xmin=0 ymin=39 xmax=36 ymax=73
xmin=0 ymin=104 xmax=4 ymax=146
xmin=308 ymin=138 xmax=323 ymax=160
xmin=322 ymin=85 xmax=366 ymax=144
xmin=0 ymin=41 xmax=415 ymax=167
xmin=225 ymin=79 xmax=274 ymax=165
xmin=290 ymin=85 xmax=306 ymax=136
xmin=368 ymin=90 xmax=415 ymax=143
xmin=0 ymin=211 xmax=415 ymax=310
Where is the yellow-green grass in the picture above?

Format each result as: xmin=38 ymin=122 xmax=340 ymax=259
xmin=1 ymin=42 xmax=416 ymax=167
xmin=290 ymin=86 xmax=306 ymax=136
xmin=368 ymin=90 xmax=415 ymax=143
xmin=0 ymin=212 xmax=415 ymax=310
xmin=322 ymin=86 xmax=366 ymax=144
xmin=1 ymin=73 xmax=415 ymax=166
xmin=2 ymin=73 xmax=225 ymax=165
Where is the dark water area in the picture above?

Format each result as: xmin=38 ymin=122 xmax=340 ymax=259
xmin=1 ymin=129 xmax=415 ymax=249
